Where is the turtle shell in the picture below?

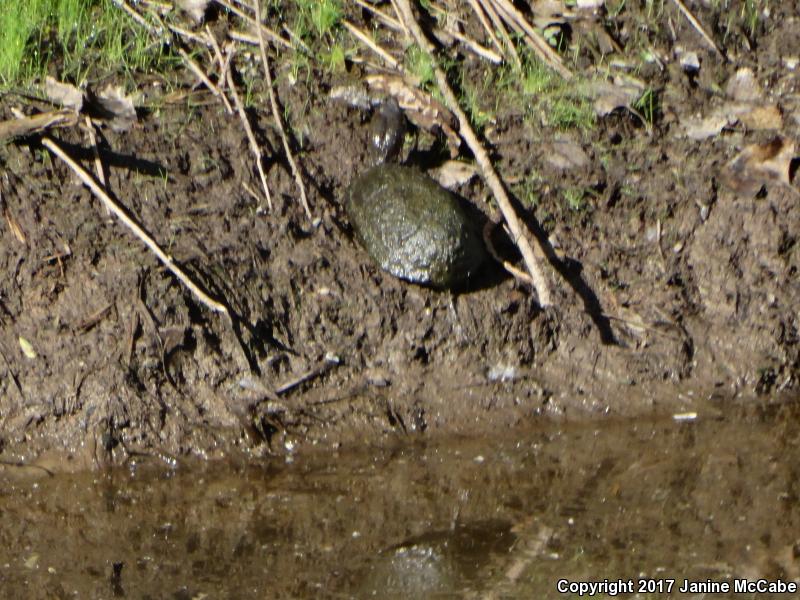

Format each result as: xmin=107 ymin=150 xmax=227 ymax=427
xmin=346 ymin=164 xmax=487 ymax=288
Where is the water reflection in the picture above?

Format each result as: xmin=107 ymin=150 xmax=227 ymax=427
xmin=1 ymin=399 xmax=799 ymax=598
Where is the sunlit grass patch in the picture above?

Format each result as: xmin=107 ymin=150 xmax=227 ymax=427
xmin=0 ymin=0 xmax=167 ymax=89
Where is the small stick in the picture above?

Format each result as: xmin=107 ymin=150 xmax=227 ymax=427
xmin=353 ymin=0 xmax=403 ymax=31
xmin=224 ymin=49 xmax=274 ymax=211
xmin=670 ymin=0 xmax=726 ymax=60
xmin=281 ymin=25 xmax=313 ymax=55
xmin=254 ymin=0 xmax=311 ymax=220
xmin=482 ymin=220 xmax=534 ymax=285
xmin=111 ymin=0 xmax=156 ymax=31
xmin=41 ymin=137 xmax=228 ymax=314
xmin=204 ymin=25 xmax=231 ymax=81
xmin=446 ymin=27 xmax=503 ymax=63
xmin=216 ymin=0 xmax=293 ymax=50
xmin=81 ymin=116 xmax=111 ymax=217
xmin=396 ymin=0 xmax=552 ymax=306
xmin=390 ymin=0 xmax=411 ymax=38
xmin=476 ymin=0 xmax=520 ymax=68
xmin=343 ymin=19 xmax=401 ymax=70
xmin=490 ymin=0 xmax=571 ymax=78
xmin=82 ymin=117 xmax=106 ymax=188
xmin=467 ymin=0 xmax=503 ymax=56
xmin=177 ymin=47 xmax=234 ymax=114
xmin=275 ymin=353 xmax=340 ymax=395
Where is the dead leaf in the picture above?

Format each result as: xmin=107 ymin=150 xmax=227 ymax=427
xmin=680 ymin=104 xmax=782 ymax=140
xmin=176 ymin=0 xmax=209 ymax=23
xmin=429 ymin=160 xmax=477 ymax=189
xmin=44 ymin=77 xmax=83 ymax=111
xmin=4 ymin=208 xmax=26 ymax=244
xmin=88 ymin=85 xmax=137 ymax=132
xmin=735 ymin=104 xmax=783 ymax=130
xmin=720 ymin=136 xmax=797 ymax=196
xmin=18 ymin=336 xmax=37 ymax=359
xmin=725 ymin=67 xmax=763 ymax=103
xmin=543 ymin=137 xmax=591 ymax=171
xmin=681 ymin=113 xmax=732 ymax=140
xmin=583 ymin=76 xmax=644 ymax=117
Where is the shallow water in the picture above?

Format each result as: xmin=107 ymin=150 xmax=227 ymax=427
xmin=2 ymin=399 xmax=799 ymax=599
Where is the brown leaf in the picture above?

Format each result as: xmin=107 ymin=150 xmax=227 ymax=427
xmin=725 ymin=67 xmax=763 ymax=103
xmin=583 ymin=76 xmax=644 ymax=117
xmin=44 ymin=77 xmax=83 ymax=111
xmin=429 ymin=160 xmax=477 ymax=189
xmin=176 ymin=0 xmax=210 ymax=23
xmin=88 ymin=85 xmax=137 ymax=132
xmin=543 ymin=137 xmax=591 ymax=171
xmin=720 ymin=136 xmax=797 ymax=196
xmin=364 ymin=73 xmax=461 ymax=157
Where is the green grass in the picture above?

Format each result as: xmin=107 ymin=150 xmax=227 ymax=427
xmin=293 ymin=0 xmax=342 ymax=41
xmin=633 ymin=87 xmax=659 ymax=126
xmin=290 ymin=0 xmax=345 ymax=73
xmin=405 ymin=45 xmax=435 ymax=88
xmin=517 ymin=57 xmax=595 ymax=131
xmin=0 ymin=0 xmax=168 ymax=88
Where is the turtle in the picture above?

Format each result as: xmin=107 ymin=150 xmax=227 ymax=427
xmin=345 ymin=99 xmax=488 ymax=289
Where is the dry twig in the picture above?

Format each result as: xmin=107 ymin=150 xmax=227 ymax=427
xmin=467 ymin=0 xmax=503 ymax=56
xmin=81 ymin=116 xmax=106 ymax=188
xmin=41 ymin=137 xmax=228 ymax=314
xmin=488 ymin=0 xmax=571 ymax=78
xmin=177 ymin=47 xmax=234 ymax=114
xmin=395 ymin=0 xmax=553 ymax=306
xmin=475 ymin=0 xmax=520 ymax=68
xmin=224 ymin=47 xmax=274 ymax=211
xmin=216 ymin=0 xmax=293 ymax=50
xmin=343 ymin=19 xmax=401 ymax=70
xmin=254 ymin=0 xmax=311 ymax=220
xmin=670 ymin=0 xmax=727 ymax=60
xmin=354 ymin=0 xmax=403 ymax=31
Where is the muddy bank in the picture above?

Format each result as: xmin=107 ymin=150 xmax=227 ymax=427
xmin=0 ymin=1 xmax=799 ymax=467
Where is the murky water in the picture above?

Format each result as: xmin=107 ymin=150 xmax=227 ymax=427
xmin=2 ymin=399 xmax=800 ymax=599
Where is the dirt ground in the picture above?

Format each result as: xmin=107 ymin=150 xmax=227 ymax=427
xmin=0 ymin=1 xmax=799 ymax=470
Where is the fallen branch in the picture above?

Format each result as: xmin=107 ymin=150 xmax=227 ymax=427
xmin=0 ymin=110 xmax=78 ymax=142
xmin=395 ymin=0 xmax=553 ymax=306
xmin=41 ymin=137 xmax=228 ymax=314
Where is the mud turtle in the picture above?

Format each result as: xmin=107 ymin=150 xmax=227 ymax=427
xmin=345 ymin=100 xmax=487 ymax=288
